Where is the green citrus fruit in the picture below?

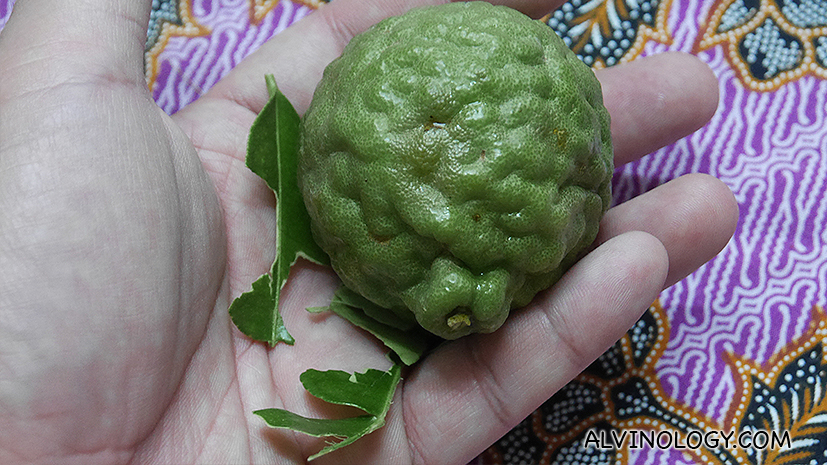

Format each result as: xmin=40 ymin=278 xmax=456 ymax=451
xmin=298 ymin=1 xmax=613 ymax=339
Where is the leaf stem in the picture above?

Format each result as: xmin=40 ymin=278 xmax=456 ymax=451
xmin=265 ymin=74 xmax=278 ymax=99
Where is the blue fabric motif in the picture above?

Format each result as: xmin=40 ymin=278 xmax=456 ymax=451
xmin=739 ymin=18 xmax=804 ymax=80
xmin=775 ymin=0 xmax=827 ymax=28
xmin=546 ymin=0 xmax=661 ymax=67
xmin=146 ymin=0 xmax=182 ymax=51
xmin=701 ymin=0 xmax=827 ymax=90
xmin=817 ymin=36 xmax=827 ymax=67
xmin=717 ymin=0 xmax=760 ymax=32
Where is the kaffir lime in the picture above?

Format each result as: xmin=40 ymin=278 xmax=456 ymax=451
xmin=298 ymin=1 xmax=613 ymax=339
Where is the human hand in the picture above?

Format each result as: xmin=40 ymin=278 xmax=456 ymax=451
xmin=0 ymin=1 xmax=738 ymax=464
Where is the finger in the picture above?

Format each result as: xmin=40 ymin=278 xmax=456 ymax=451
xmin=598 ymin=52 xmax=720 ymax=165
xmin=401 ymin=231 xmax=668 ymax=465
xmin=0 ymin=0 xmax=150 ymax=90
xmin=598 ymin=173 xmax=739 ymax=287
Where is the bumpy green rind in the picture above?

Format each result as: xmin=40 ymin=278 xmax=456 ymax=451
xmin=298 ymin=1 xmax=613 ymax=339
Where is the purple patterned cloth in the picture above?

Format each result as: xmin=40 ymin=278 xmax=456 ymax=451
xmin=146 ymin=0 xmax=313 ymax=113
xmin=3 ymin=0 xmax=826 ymax=463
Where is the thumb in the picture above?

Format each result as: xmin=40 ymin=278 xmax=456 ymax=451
xmin=0 ymin=0 xmax=150 ymax=90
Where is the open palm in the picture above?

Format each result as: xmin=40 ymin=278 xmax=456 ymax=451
xmin=0 ymin=1 xmax=738 ymax=464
